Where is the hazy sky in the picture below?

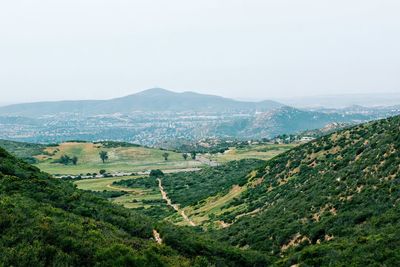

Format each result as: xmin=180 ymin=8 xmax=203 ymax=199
xmin=1 ymin=0 xmax=399 ymax=103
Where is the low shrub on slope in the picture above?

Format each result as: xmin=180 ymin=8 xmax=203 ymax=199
xmin=0 ymin=147 xmax=268 ymax=266
xmin=215 ymin=116 xmax=400 ymax=266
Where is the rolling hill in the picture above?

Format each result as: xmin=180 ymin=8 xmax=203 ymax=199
xmin=214 ymin=106 xmax=370 ymax=138
xmin=0 ymin=145 xmax=269 ymax=266
xmin=0 ymin=88 xmax=283 ymax=117
xmin=2 ymin=115 xmax=399 ymax=265
xmin=109 ymin=115 xmax=400 ymax=265
xmin=213 ymin=115 xmax=400 ymax=265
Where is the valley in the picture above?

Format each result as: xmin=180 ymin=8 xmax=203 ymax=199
xmin=3 ymin=1 xmax=399 ymax=265
xmin=72 ymin=115 xmax=400 ymax=265
xmin=1 ymin=115 xmax=399 ymax=266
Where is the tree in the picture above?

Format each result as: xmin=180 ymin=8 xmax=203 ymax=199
xmin=191 ymin=152 xmax=197 ymax=160
xmin=162 ymin=152 xmax=169 ymax=161
xmin=59 ymin=155 xmax=71 ymax=165
xmin=150 ymin=169 xmax=164 ymax=177
xmin=99 ymin=169 xmax=106 ymax=175
xmin=71 ymin=156 xmax=78 ymax=165
xmin=182 ymin=153 xmax=188 ymax=160
xmin=99 ymin=151 xmax=108 ymax=163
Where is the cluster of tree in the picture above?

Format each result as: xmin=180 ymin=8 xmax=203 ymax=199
xmin=150 ymin=169 xmax=164 ymax=177
xmin=182 ymin=152 xmax=196 ymax=160
xmin=162 ymin=151 xmax=196 ymax=161
xmin=94 ymin=141 xmax=141 ymax=148
xmin=53 ymin=154 xmax=78 ymax=165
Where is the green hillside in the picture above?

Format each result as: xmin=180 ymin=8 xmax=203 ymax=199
xmin=213 ymin=115 xmax=400 ymax=265
xmin=113 ymin=159 xmax=266 ymax=226
xmin=2 ymin=115 xmax=399 ymax=265
xmin=0 ymin=139 xmax=46 ymax=163
xmin=0 ymin=146 xmax=269 ymax=266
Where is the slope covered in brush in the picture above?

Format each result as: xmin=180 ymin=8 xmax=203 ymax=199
xmin=0 ymin=147 xmax=269 ymax=266
xmin=215 ymin=116 xmax=400 ymax=266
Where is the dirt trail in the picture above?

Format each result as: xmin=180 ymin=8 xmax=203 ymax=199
xmin=152 ymin=229 xmax=163 ymax=244
xmin=157 ymin=178 xmax=196 ymax=226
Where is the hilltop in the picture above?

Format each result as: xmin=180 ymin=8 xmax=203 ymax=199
xmin=1 ymin=89 xmax=398 ymax=145
xmin=0 ymin=88 xmax=283 ymax=117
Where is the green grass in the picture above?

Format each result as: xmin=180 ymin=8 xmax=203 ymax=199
xmin=207 ymin=144 xmax=296 ymax=163
xmin=74 ymin=176 xmax=163 ymax=210
xmin=74 ymin=176 xmax=136 ymax=191
xmin=34 ymin=142 xmax=202 ymax=175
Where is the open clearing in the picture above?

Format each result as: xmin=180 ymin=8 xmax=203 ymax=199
xmin=74 ymin=176 xmax=137 ymax=191
xmin=74 ymin=176 xmax=163 ymax=209
xmin=34 ymin=142 xmax=202 ymax=175
xmin=207 ymin=144 xmax=296 ymax=163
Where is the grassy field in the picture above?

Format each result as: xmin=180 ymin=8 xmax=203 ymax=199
xmin=206 ymin=144 xmax=297 ymax=163
xmin=34 ymin=142 xmax=202 ymax=175
xmin=70 ymin=142 xmax=296 ymax=227
xmin=74 ymin=176 xmax=163 ymax=209
xmin=175 ymin=184 xmax=248 ymax=227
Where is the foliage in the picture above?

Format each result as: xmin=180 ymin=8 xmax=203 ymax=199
xmin=95 ymin=141 xmax=142 ymax=148
xmin=162 ymin=152 xmax=169 ymax=161
xmin=116 ymin=159 xmax=265 ymax=208
xmin=99 ymin=150 xmax=108 ymax=163
xmin=52 ymin=154 xmax=79 ymax=165
xmin=213 ymin=116 xmax=400 ymax=266
xmin=150 ymin=169 xmax=164 ymax=178
xmin=0 ymin=139 xmax=46 ymax=163
xmin=0 ymin=146 xmax=267 ymax=266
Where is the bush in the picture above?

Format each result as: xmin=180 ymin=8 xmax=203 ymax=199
xmin=149 ymin=170 xmax=164 ymax=178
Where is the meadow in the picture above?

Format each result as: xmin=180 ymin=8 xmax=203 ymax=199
xmin=74 ymin=176 xmax=164 ymax=209
xmin=34 ymin=142 xmax=201 ymax=175
xmin=206 ymin=143 xmax=296 ymax=163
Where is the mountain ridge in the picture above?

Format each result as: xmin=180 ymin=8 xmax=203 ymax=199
xmin=214 ymin=115 xmax=400 ymax=265
xmin=0 ymin=88 xmax=284 ymax=117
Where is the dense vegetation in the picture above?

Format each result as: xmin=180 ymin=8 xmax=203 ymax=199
xmin=94 ymin=141 xmax=142 ymax=148
xmin=115 ymin=159 xmax=265 ymax=208
xmin=0 ymin=139 xmax=47 ymax=163
xmin=213 ymin=116 xmax=400 ymax=266
xmin=0 ymin=146 xmax=269 ymax=266
xmin=3 ymin=115 xmax=400 ymax=265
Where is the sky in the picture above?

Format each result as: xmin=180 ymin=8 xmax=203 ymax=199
xmin=0 ymin=0 xmax=399 ymax=103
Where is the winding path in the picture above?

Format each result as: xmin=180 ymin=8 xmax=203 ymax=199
xmin=152 ymin=229 xmax=163 ymax=244
xmin=157 ymin=178 xmax=196 ymax=226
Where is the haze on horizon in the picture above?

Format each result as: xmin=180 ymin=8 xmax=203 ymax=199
xmin=1 ymin=0 xmax=399 ymax=104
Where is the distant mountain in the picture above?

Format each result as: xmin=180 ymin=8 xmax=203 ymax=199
xmin=277 ymin=92 xmax=400 ymax=108
xmin=214 ymin=106 xmax=370 ymax=138
xmin=0 ymin=88 xmax=284 ymax=117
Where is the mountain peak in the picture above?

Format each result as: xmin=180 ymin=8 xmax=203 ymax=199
xmin=136 ymin=88 xmax=175 ymax=96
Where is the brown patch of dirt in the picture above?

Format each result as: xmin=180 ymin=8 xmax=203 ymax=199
xmin=281 ymin=233 xmax=311 ymax=252
xmin=312 ymin=204 xmax=337 ymax=222
xmin=250 ymin=177 xmax=264 ymax=188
